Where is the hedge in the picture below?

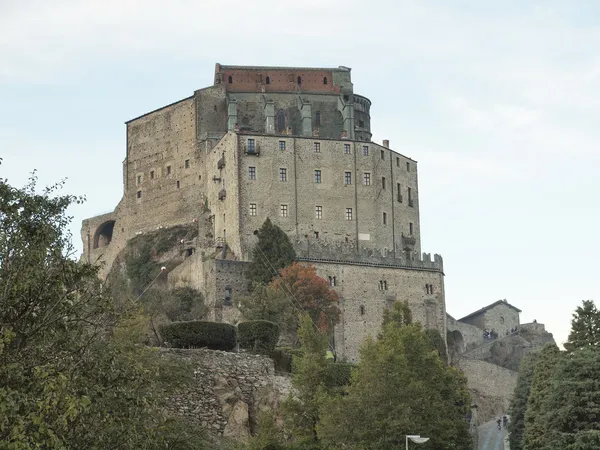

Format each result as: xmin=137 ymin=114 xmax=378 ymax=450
xmin=325 ymin=362 xmax=355 ymax=388
xmin=159 ymin=321 xmax=236 ymax=350
xmin=271 ymin=347 xmax=305 ymax=373
xmin=238 ymin=320 xmax=280 ymax=355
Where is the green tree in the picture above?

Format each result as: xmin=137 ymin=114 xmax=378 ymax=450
xmin=424 ymin=328 xmax=448 ymax=363
xmin=282 ymin=314 xmax=330 ymax=447
xmin=238 ymin=282 xmax=294 ymax=331
xmin=508 ymin=352 xmax=540 ymax=450
xmin=382 ymin=300 xmax=413 ymax=328
xmin=0 ymin=172 xmax=204 ymax=448
xmin=543 ymin=347 xmax=600 ymax=449
xmin=246 ymin=218 xmax=296 ymax=287
xmin=523 ymin=343 xmax=561 ymax=450
xmin=318 ymin=317 xmax=472 ymax=449
xmin=564 ymin=300 xmax=600 ymax=352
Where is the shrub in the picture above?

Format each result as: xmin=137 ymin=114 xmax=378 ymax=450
xmin=324 ymin=362 xmax=355 ymax=388
xmin=271 ymin=347 xmax=305 ymax=373
xmin=238 ymin=320 xmax=280 ymax=354
xmin=159 ymin=321 xmax=236 ymax=350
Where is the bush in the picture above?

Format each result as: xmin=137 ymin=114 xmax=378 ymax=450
xmin=271 ymin=347 xmax=305 ymax=373
xmin=238 ymin=320 xmax=280 ymax=354
xmin=159 ymin=321 xmax=236 ymax=350
xmin=325 ymin=362 xmax=355 ymax=388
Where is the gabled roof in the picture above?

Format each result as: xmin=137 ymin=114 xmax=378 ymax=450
xmin=458 ymin=299 xmax=522 ymax=322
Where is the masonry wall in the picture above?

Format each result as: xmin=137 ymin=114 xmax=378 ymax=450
xmin=447 ymin=314 xmax=484 ymax=353
xmin=483 ymin=304 xmax=520 ymax=337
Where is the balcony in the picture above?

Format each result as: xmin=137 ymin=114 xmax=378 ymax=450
xmin=217 ymin=156 xmax=225 ymax=170
xmin=402 ymin=235 xmax=416 ymax=247
xmin=218 ymin=189 xmax=226 ymax=201
xmin=244 ymin=143 xmax=260 ymax=156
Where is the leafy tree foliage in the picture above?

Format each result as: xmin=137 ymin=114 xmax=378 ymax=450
xmin=425 ymin=328 xmax=448 ymax=363
xmin=543 ymin=347 xmax=600 ymax=449
xmin=282 ymin=314 xmax=330 ymax=447
xmin=272 ymin=262 xmax=340 ymax=330
xmin=564 ymin=300 xmax=600 ymax=352
xmin=0 ymin=172 xmax=204 ymax=448
xmin=382 ymin=300 xmax=413 ymax=328
xmin=246 ymin=218 xmax=296 ymax=287
xmin=523 ymin=343 xmax=561 ymax=449
xmin=318 ymin=316 xmax=472 ymax=449
xmin=508 ymin=352 xmax=540 ymax=450
xmin=239 ymin=282 xmax=294 ymax=331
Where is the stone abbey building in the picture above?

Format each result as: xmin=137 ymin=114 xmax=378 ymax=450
xmin=81 ymin=63 xmax=446 ymax=362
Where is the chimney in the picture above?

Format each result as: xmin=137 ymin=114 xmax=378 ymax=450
xmin=383 ymin=139 xmax=389 ymax=148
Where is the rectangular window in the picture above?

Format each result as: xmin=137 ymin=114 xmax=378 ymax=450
xmin=363 ymin=145 xmax=369 ymax=156
xmin=249 ymin=203 xmax=257 ymax=216
xmin=314 ymin=170 xmax=322 ymax=183
xmin=150 ymin=170 xmax=155 ymax=179
xmin=314 ymin=231 xmax=319 ymax=239
xmin=344 ymin=143 xmax=351 ymax=154
xmin=406 ymin=161 xmax=410 ymax=171
xmin=280 ymin=168 xmax=287 ymax=182
xmin=248 ymin=139 xmax=255 ymax=152
xmin=280 ymin=204 xmax=288 ymax=217
xmin=315 ymin=205 xmax=323 ymax=219
xmin=136 ymin=190 xmax=142 ymax=199
xmin=383 ymin=212 xmax=387 ymax=225
xmin=381 ymin=149 xmax=385 ymax=160
xmin=176 ymin=180 xmax=180 ymax=189
xmin=396 ymin=157 xmax=400 ymax=167
xmin=363 ymin=172 xmax=371 ymax=185
xmin=397 ymin=183 xmax=402 ymax=202
xmin=382 ymin=177 xmax=386 ymax=190
xmin=279 ymin=140 xmax=286 ymax=150
xmin=314 ymin=142 xmax=321 ymax=153
xmin=166 ymin=165 xmax=172 ymax=175
xmin=346 ymin=208 xmax=353 ymax=221
xmin=137 ymin=175 xmax=142 ymax=185
xmin=249 ymin=166 xmax=256 ymax=180
xmin=409 ymin=222 xmax=413 ymax=235
xmin=345 ymin=171 xmax=352 ymax=185
xmin=408 ymin=187 xmax=413 ymax=206
xmin=185 ymin=159 xmax=190 ymax=169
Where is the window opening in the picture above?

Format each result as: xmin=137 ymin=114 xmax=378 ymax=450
xmin=346 ymin=208 xmax=353 ymax=221
xmin=358 ymin=119 xmax=364 ymax=128
xmin=315 ymin=206 xmax=323 ymax=219
xmin=279 ymin=168 xmax=287 ymax=182
xmin=247 ymin=139 xmax=255 ymax=152
xmin=383 ymin=212 xmax=387 ymax=225
xmin=316 ymin=112 xmax=321 ymax=127
xmin=409 ymin=222 xmax=413 ymax=235
xmin=136 ymin=190 xmax=142 ymax=199
xmin=406 ymin=161 xmax=410 ymax=171
xmin=279 ymin=140 xmax=286 ymax=150
xmin=150 ymin=170 xmax=155 ymax=179
xmin=166 ymin=165 xmax=172 ymax=175
xmin=364 ymin=172 xmax=371 ymax=185
xmin=396 ymin=157 xmax=400 ymax=167
xmin=297 ymin=76 xmax=302 ymax=85
xmin=314 ymin=142 xmax=321 ymax=153
xmin=314 ymin=231 xmax=319 ymax=239
xmin=185 ymin=159 xmax=190 ymax=169
xmin=176 ymin=180 xmax=180 ymax=189
xmin=137 ymin=175 xmax=142 ymax=185
xmin=224 ymin=287 xmax=232 ymax=305
xmin=280 ymin=204 xmax=288 ymax=217
xmin=228 ymin=75 xmax=232 ymax=84
xmin=249 ymin=166 xmax=256 ymax=180
xmin=323 ymin=76 xmax=328 ymax=85
xmin=249 ymin=203 xmax=257 ymax=216
xmin=345 ymin=171 xmax=352 ymax=185
xmin=397 ymin=183 xmax=402 ymax=202
xmin=381 ymin=149 xmax=385 ymax=160
xmin=360 ymin=305 xmax=365 ymax=315
xmin=363 ymin=145 xmax=369 ymax=156
xmin=276 ymin=111 xmax=285 ymax=132
xmin=314 ymin=170 xmax=322 ymax=183
xmin=266 ymin=76 xmax=270 ymax=85
xmin=344 ymin=143 xmax=351 ymax=154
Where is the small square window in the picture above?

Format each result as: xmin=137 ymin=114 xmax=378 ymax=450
xmin=346 ymin=208 xmax=353 ymax=221
xmin=137 ymin=175 xmax=142 ymax=185
xmin=315 ymin=206 xmax=323 ymax=219
xmin=279 ymin=140 xmax=286 ymax=150
xmin=166 ymin=165 xmax=172 ymax=175
xmin=383 ymin=212 xmax=387 ymax=225
xmin=249 ymin=167 xmax=256 ymax=180
xmin=136 ymin=190 xmax=142 ymax=199
xmin=380 ymin=149 xmax=385 ymax=160
xmin=280 ymin=204 xmax=288 ymax=218
xmin=150 ymin=170 xmax=155 ymax=179
xmin=185 ymin=159 xmax=190 ymax=169
xmin=249 ymin=203 xmax=257 ymax=216
xmin=344 ymin=171 xmax=352 ymax=185
xmin=363 ymin=172 xmax=371 ymax=185
xmin=344 ymin=144 xmax=351 ymax=154
xmin=280 ymin=168 xmax=287 ymax=182
xmin=406 ymin=161 xmax=410 ymax=171
xmin=314 ymin=170 xmax=322 ymax=183
xmin=314 ymin=142 xmax=321 ymax=153
xmin=382 ymin=177 xmax=386 ymax=190
xmin=363 ymin=146 xmax=369 ymax=156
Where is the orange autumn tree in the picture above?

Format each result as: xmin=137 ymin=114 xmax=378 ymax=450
xmin=271 ymin=262 xmax=340 ymax=330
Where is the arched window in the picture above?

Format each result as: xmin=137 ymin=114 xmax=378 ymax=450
xmin=315 ymin=111 xmax=321 ymax=127
xmin=276 ymin=110 xmax=285 ymax=132
xmin=297 ymin=76 xmax=302 ymax=85
xmin=228 ymin=75 xmax=232 ymax=84
xmin=323 ymin=76 xmax=328 ymax=85
xmin=266 ymin=76 xmax=270 ymax=85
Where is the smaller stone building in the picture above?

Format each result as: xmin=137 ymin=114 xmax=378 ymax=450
xmin=458 ymin=299 xmax=521 ymax=338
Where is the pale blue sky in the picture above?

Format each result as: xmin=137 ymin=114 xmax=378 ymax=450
xmin=2 ymin=0 xmax=599 ymax=347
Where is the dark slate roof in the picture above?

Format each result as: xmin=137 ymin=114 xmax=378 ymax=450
xmin=458 ymin=299 xmax=522 ymax=322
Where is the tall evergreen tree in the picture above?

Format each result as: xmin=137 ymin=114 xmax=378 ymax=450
xmin=508 ymin=352 xmax=540 ymax=450
xmin=564 ymin=300 xmax=600 ymax=352
xmin=543 ymin=347 xmax=600 ymax=448
xmin=523 ymin=343 xmax=561 ymax=450
xmin=245 ymin=218 xmax=296 ymax=287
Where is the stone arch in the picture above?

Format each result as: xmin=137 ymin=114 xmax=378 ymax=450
xmin=276 ymin=110 xmax=286 ymax=132
xmin=93 ymin=220 xmax=116 ymax=249
xmin=449 ymin=329 xmax=465 ymax=354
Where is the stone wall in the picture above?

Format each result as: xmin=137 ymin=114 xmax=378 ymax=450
xmin=162 ymin=348 xmax=292 ymax=443
xmin=447 ymin=314 xmax=484 ymax=353
xmin=458 ymin=358 xmax=518 ymax=423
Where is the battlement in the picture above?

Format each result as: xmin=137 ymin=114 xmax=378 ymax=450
xmin=297 ymin=252 xmax=443 ymax=273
